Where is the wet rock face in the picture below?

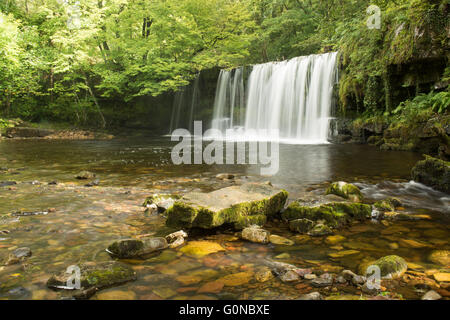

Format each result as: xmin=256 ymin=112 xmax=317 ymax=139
xmin=165 ymin=183 xmax=288 ymax=230
xmin=47 ymin=261 xmax=137 ymax=299
xmin=411 ymin=155 xmax=450 ymax=193
xmin=326 ymin=181 xmax=363 ymax=202
xmin=106 ymin=237 xmax=168 ymax=259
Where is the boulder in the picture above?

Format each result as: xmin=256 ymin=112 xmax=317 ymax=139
xmin=106 ymin=238 xmax=168 ymax=259
xmin=283 ymin=200 xmax=371 ymax=234
xmin=373 ymin=198 xmax=402 ymax=211
xmin=326 ymin=181 xmax=363 ymax=202
xmin=241 ymin=226 xmax=270 ymax=244
xmin=368 ymin=255 xmax=408 ymax=280
xmin=308 ymin=224 xmax=333 ymax=237
xmin=298 ymin=292 xmax=323 ymax=300
xmin=166 ymin=183 xmax=288 ymax=229
xmin=411 ymin=155 xmax=450 ymax=193
xmin=422 ymin=290 xmax=442 ymax=300
xmin=47 ymin=261 xmax=136 ymax=299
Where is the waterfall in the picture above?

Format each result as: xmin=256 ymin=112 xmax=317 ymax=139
xmin=169 ymin=73 xmax=201 ymax=135
xmin=208 ymin=52 xmax=338 ymax=144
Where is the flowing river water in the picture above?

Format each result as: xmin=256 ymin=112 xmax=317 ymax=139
xmin=0 ymin=137 xmax=449 ymax=300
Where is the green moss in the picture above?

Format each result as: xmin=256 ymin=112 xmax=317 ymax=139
xmin=374 ymin=198 xmax=402 ymax=212
xmin=411 ymin=155 xmax=450 ymax=193
xmin=166 ymin=187 xmax=288 ymax=230
xmin=282 ymin=201 xmax=371 ymax=229
xmin=371 ymin=255 xmax=408 ymax=280
xmin=289 ymin=218 xmax=315 ymax=233
xmin=325 ymin=182 xmax=363 ymax=202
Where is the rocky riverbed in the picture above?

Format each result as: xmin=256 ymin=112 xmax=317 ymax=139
xmin=0 ymin=138 xmax=448 ymax=300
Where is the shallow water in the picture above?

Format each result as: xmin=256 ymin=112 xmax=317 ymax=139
xmin=0 ymin=137 xmax=448 ymax=300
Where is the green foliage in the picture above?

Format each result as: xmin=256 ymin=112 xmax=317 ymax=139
xmin=393 ymin=91 xmax=450 ymax=122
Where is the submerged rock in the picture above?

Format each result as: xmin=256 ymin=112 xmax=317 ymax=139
xmin=289 ymin=218 xmax=315 ymax=233
xmin=383 ymin=211 xmax=431 ymax=221
xmin=241 ymin=226 xmax=270 ymax=244
xmin=326 ymin=181 xmax=363 ymax=202
xmin=411 ymin=155 xmax=450 ymax=193
xmin=263 ymin=259 xmax=312 ymax=282
xmin=106 ymin=238 xmax=168 ymax=259
xmin=47 ymin=261 xmax=136 ymax=299
xmin=269 ymin=234 xmax=294 ymax=246
xmin=75 ymin=171 xmax=96 ymax=180
xmin=310 ymin=273 xmax=334 ymax=287
xmin=308 ymin=224 xmax=333 ymax=237
xmin=166 ymin=183 xmax=288 ymax=229
xmin=428 ymin=250 xmax=450 ymax=266
xmin=179 ymin=241 xmax=225 ymax=257
xmin=5 ymin=247 xmax=32 ymax=265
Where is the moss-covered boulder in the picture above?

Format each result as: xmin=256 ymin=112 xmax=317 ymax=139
xmin=368 ymin=255 xmax=408 ymax=280
xmin=143 ymin=194 xmax=177 ymax=213
xmin=106 ymin=238 xmax=168 ymax=259
xmin=289 ymin=218 xmax=315 ymax=233
xmin=283 ymin=201 xmax=371 ymax=228
xmin=411 ymin=155 xmax=450 ymax=193
xmin=326 ymin=182 xmax=363 ymax=202
xmin=166 ymin=183 xmax=288 ymax=229
xmin=47 ymin=261 xmax=137 ymax=299
xmin=374 ymin=198 xmax=402 ymax=211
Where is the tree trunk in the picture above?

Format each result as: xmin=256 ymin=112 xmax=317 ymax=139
xmin=85 ymin=78 xmax=106 ymax=128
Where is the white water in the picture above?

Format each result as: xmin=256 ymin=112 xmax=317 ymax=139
xmin=207 ymin=52 xmax=338 ymax=144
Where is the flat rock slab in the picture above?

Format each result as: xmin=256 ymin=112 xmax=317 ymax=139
xmin=166 ymin=183 xmax=288 ymax=229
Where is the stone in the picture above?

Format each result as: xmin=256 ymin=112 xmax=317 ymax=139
xmin=298 ymin=292 xmax=323 ymax=300
xmin=428 ymin=250 xmax=450 ymax=266
xmin=143 ymin=194 xmax=176 ymax=213
xmin=308 ymin=224 xmax=333 ymax=237
xmin=176 ymin=275 xmax=202 ymax=285
xmin=351 ymin=275 xmax=366 ymax=286
xmin=384 ymin=211 xmax=431 ymax=221
xmin=215 ymin=173 xmax=235 ymax=180
xmin=152 ymin=287 xmax=177 ymax=299
xmin=255 ymin=267 xmax=274 ymax=283
xmin=325 ymin=235 xmax=346 ymax=245
xmin=165 ymin=230 xmax=188 ymax=249
xmin=47 ymin=261 xmax=136 ymax=299
xmin=106 ymin=238 xmax=168 ymax=259
xmin=241 ymin=226 xmax=270 ymax=244
xmin=75 ymin=171 xmax=96 ymax=179
xmin=325 ymin=181 xmax=363 ymax=202
xmin=421 ymin=290 xmax=442 ymax=300
xmin=5 ymin=127 xmax=53 ymax=138
xmin=6 ymin=247 xmax=32 ymax=265
xmin=279 ymin=270 xmax=300 ymax=282
xmin=328 ymin=250 xmax=360 ymax=259
xmin=289 ymin=218 xmax=315 ymax=233
xmin=311 ymin=273 xmax=333 ymax=287
xmin=411 ymin=155 xmax=450 ymax=193
xmin=96 ymin=290 xmax=136 ymax=300
xmin=269 ymin=234 xmax=294 ymax=246
xmin=166 ymin=183 xmax=288 ymax=229
xmin=373 ymin=198 xmax=402 ymax=212
xmin=433 ymin=273 xmax=450 ymax=282
xmin=274 ymin=253 xmax=290 ymax=259
xmin=304 ymin=274 xmax=317 ymax=280
xmin=283 ymin=201 xmax=371 ymax=230
xmin=361 ymin=282 xmax=380 ymax=295
xmin=399 ymin=239 xmax=430 ymax=248
xmin=179 ymin=241 xmax=225 ymax=257
xmin=219 ymin=272 xmax=254 ymax=286
xmin=371 ymin=255 xmax=408 ymax=279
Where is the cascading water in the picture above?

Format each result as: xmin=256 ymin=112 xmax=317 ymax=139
xmin=207 ymin=52 xmax=338 ymax=144
xmin=169 ymin=73 xmax=200 ymax=134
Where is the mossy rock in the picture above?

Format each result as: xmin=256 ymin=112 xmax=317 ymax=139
xmin=143 ymin=194 xmax=178 ymax=212
xmin=166 ymin=183 xmax=288 ymax=229
xmin=411 ymin=155 xmax=450 ymax=193
xmin=369 ymin=255 xmax=408 ymax=280
xmin=282 ymin=201 xmax=371 ymax=229
xmin=326 ymin=181 xmax=363 ymax=202
xmin=289 ymin=218 xmax=315 ymax=233
xmin=47 ymin=261 xmax=137 ymax=299
xmin=374 ymin=197 xmax=402 ymax=211
xmin=308 ymin=224 xmax=333 ymax=237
